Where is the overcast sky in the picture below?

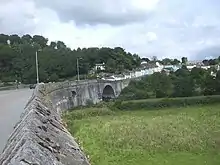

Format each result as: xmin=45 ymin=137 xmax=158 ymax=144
xmin=1 ymin=0 xmax=220 ymax=60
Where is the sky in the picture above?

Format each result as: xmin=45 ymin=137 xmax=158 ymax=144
xmin=1 ymin=0 xmax=220 ymax=60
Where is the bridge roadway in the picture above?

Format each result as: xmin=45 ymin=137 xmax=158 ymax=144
xmin=0 ymin=89 xmax=33 ymax=152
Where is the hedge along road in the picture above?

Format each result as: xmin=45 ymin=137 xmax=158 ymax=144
xmin=0 ymin=88 xmax=33 ymax=152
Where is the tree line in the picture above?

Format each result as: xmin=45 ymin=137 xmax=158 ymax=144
xmin=1 ymin=33 xmax=220 ymax=86
xmin=119 ymin=66 xmax=220 ymax=100
xmin=0 ymin=34 xmax=141 ymax=84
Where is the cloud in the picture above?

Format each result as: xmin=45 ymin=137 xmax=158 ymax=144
xmin=0 ymin=0 xmax=220 ymax=60
xmin=0 ymin=0 xmax=37 ymax=34
xmin=194 ymin=46 xmax=220 ymax=60
xmin=35 ymin=0 xmax=159 ymax=26
xmin=146 ymin=32 xmax=158 ymax=42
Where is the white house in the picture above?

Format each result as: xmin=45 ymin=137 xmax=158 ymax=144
xmin=124 ymin=72 xmax=132 ymax=79
xmin=163 ymin=65 xmax=181 ymax=72
xmin=134 ymin=70 xmax=142 ymax=77
xmin=95 ymin=63 xmax=105 ymax=71
xmin=186 ymin=65 xmax=196 ymax=71
xmin=140 ymin=61 xmax=148 ymax=66
xmin=201 ymin=66 xmax=210 ymax=70
xmin=101 ymin=76 xmax=115 ymax=81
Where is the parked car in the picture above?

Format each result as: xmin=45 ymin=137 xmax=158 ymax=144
xmin=29 ymin=84 xmax=36 ymax=89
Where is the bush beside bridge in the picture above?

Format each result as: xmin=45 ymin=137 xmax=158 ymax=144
xmin=114 ymin=95 xmax=220 ymax=111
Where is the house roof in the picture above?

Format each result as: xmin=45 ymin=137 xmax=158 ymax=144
xmin=95 ymin=63 xmax=105 ymax=66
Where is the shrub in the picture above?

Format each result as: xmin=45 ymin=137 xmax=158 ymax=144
xmin=114 ymin=95 xmax=220 ymax=111
xmin=119 ymin=88 xmax=149 ymax=100
xmin=113 ymin=100 xmax=122 ymax=110
xmin=63 ymin=107 xmax=115 ymax=120
xmin=85 ymin=99 xmax=94 ymax=106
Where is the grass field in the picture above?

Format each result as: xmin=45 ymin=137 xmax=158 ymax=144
xmin=63 ymin=105 xmax=220 ymax=165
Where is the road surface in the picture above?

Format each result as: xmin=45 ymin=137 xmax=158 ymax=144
xmin=0 ymin=89 xmax=33 ymax=152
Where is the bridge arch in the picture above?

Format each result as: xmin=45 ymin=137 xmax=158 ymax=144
xmin=71 ymin=91 xmax=76 ymax=98
xmin=102 ymin=85 xmax=115 ymax=101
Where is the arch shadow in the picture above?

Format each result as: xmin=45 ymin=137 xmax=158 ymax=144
xmin=71 ymin=91 xmax=76 ymax=98
xmin=102 ymin=85 xmax=115 ymax=101
xmin=71 ymin=91 xmax=77 ymax=106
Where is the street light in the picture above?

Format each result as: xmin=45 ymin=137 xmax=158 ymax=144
xmin=36 ymin=49 xmax=42 ymax=84
xmin=76 ymin=57 xmax=82 ymax=81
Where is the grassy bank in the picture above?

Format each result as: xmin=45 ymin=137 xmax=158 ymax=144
xmin=63 ymin=105 xmax=220 ymax=165
xmin=115 ymin=95 xmax=220 ymax=111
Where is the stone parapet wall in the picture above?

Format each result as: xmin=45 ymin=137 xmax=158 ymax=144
xmin=0 ymin=83 xmax=90 ymax=165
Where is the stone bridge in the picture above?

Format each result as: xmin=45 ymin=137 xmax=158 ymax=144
xmin=0 ymin=79 xmax=130 ymax=165
xmin=49 ymin=79 xmax=130 ymax=110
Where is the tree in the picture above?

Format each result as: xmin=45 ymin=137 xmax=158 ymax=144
xmin=191 ymin=67 xmax=207 ymax=85
xmin=132 ymin=54 xmax=141 ymax=66
xmin=49 ymin=73 xmax=59 ymax=82
xmin=50 ymin=41 xmax=57 ymax=49
xmin=9 ymin=34 xmax=21 ymax=45
xmin=202 ymin=59 xmax=209 ymax=66
xmin=171 ymin=59 xmax=181 ymax=65
xmin=141 ymin=58 xmax=150 ymax=62
xmin=57 ymin=41 xmax=66 ymax=49
xmin=152 ymin=56 xmax=158 ymax=61
xmin=181 ymin=57 xmax=188 ymax=64
xmin=203 ymin=75 xmax=216 ymax=95
xmin=172 ymin=66 xmax=195 ymax=97
xmin=32 ymin=35 xmax=48 ymax=48
xmin=190 ymin=67 xmax=208 ymax=95
xmin=172 ymin=76 xmax=194 ymax=97
xmin=119 ymin=80 xmax=150 ymax=100
xmin=0 ymin=33 xmax=142 ymax=84
xmin=21 ymin=34 xmax=32 ymax=44
xmin=161 ymin=58 xmax=172 ymax=65
xmin=149 ymin=72 xmax=172 ymax=98
xmin=106 ymin=59 xmax=117 ymax=73
xmin=0 ymin=34 xmax=9 ymax=44
xmin=214 ymin=70 xmax=220 ymax=94
xmin=175 ymin=66 xmax=190 ymax=77
xmin=208 ymin=59 xmax=218 ymax=66
xmin=0 ymin=44 xmax=16 ymax=76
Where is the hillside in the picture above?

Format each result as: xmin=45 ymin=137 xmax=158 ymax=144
xmin=0 ymin=34 xmax=141 ymax=84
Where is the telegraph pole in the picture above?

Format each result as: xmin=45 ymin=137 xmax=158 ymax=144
xmin=77 ymin=57 xmax=82 ymax=81
xmin=77 ymin=58 xmax=79 ymax=81
xmin=36 ymin=50 xmax=39 ymax=84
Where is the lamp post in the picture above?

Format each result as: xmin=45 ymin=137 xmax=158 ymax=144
xmin=35 ymin=49 xmax=42 ymax=84
xmin=76 ymin=57 xmax=82 ymax=81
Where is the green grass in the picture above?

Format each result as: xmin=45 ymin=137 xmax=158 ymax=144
xmin=63 ymin=105 xmax=220 ymax=165
xmin=122 ymin=95 xmax=220 ymax=103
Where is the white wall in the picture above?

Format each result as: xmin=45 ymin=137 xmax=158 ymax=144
xmin=102 ymin=64 xmax=181 ymax=80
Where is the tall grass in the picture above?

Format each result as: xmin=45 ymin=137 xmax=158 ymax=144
xmin=114 ymin=95 xmax=220 ymax=111
xmin=63 ymin=105 xmax=220 ymax=165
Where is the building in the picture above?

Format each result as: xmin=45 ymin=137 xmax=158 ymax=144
xmin=123 ymin=72 xmax=132 ymax=79
xmin=164 ymin=65 xmax=181 ymax=72
xmin=94 ymin=63 xmax=105 ymax=71
xmin=187 ymin=60 xmax=203 ymax=66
